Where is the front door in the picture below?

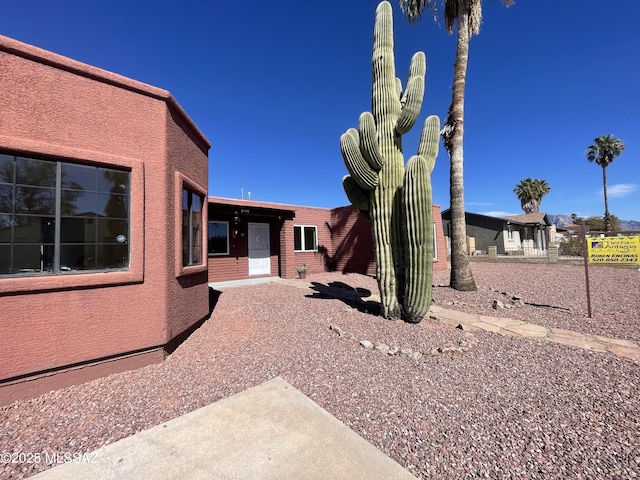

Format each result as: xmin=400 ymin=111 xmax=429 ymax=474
xmin=248 ymin=222 xmax=271 ymax=275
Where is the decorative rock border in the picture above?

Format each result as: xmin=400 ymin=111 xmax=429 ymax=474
xmin=328 ymin=324 xmax=477 ymax=360
xmin=430 ymin=306 xmax=640 ymax=362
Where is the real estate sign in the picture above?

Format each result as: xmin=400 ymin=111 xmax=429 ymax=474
xmin=586 ymin=235 xmax=640 ymax=264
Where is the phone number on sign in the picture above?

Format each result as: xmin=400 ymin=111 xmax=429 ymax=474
xmin=1 ymin=452 xmax=97 ymax=465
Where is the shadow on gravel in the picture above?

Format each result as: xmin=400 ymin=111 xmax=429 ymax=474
xmin=166 ymin=288 xmax=222 ymax=355
xmin=209 ymin=287 xmax=222 ymax=315
xmin=307 ymin=281 xmax=381 ymax=316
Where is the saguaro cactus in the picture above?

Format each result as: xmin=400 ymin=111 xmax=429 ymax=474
xmin=340 ymin=0 xmax=440 ymax=323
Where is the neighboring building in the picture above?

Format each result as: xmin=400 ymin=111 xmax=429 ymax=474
xmin=0 ymin=36 xmax=210 ymax=405
xmin=442 ymin=210 xmax=554 ymax=255
xmin=208 ymin=197 xmax=448 ymax=281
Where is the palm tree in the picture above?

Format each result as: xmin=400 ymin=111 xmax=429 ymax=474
xmin=400 ymin=0 xmax=514 ymax=291
xmin=513 ymin=178 xmax=551 ymax=213
xmin=586 ymin=135 xmax=625 ymax=231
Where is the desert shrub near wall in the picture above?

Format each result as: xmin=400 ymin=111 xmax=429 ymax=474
xmin=559 ymin=236 xmax=584 ymax=257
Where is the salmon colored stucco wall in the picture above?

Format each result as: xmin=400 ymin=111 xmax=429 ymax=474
xmin=0 ymin=36 xmax=210 ymax=404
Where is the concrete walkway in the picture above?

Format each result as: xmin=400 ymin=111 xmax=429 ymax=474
xmin=32 ymin=377 xmax=417 ymax=480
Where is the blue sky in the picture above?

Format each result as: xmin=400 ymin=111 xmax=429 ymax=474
xmin=2 ymin=1 xmax=639 ymax=221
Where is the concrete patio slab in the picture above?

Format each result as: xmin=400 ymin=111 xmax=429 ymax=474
xmin=31 ymin=377 xmax=416 ymax=480
xmin=209 ymin=276 xmax=283 ymax=290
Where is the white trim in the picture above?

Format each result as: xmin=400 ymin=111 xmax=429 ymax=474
xmin=248 ymin=222 xmax=271 ymax=275
xmin=433 ymin=222 xmax=438 ymax=261
xmin=294 ymin=224 xmax=318 ymax=252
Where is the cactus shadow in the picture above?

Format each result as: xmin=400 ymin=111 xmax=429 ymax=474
xmin=306 ymin=281 xmax=382 ymax=316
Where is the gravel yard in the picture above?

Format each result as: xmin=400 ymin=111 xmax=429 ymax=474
xmin=2 ymin=262 xmax=639 ymax=479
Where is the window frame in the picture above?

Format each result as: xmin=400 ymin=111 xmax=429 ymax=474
xmin=208 ymin=220 xmax=230 ymax=256
xmin=294 ymin=224 xmax=318 ymax=252
xmin=174 ymin=172 xmax=207 ymax=278
xmin=0 ymin=152 xmax=131 ymax=276
xmin=182 ymin=187 xmax=203 ymax=267
xmin=0 ymin=145 xmax=144 ymax=296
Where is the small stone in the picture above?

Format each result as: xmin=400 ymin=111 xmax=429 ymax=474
xmin=512 ymin=297 xmax=526 ymax=307
xmin=375 ymin=343 xmax=390 ymax=354
xmin=399 ymin=348 xmax=413 ymax=357
xmin=329 ymin=325 xmax=344 ymax=336
xmin=492 ymin=300 xmax=505 ymax=310
xmin=360 ymin=340 xmax=374 ymax=349
xmin=388 ymin=346 xmax=399 ymax=356
xmin=441 ymin=346 xmax=464 ymax=355
xmin=425 ymin=348 xmax=440 ymax=357
xmin=411 ymin=351 xmax=423 ymax=360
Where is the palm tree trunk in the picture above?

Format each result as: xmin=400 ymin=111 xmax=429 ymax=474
xmin=602 ymin=165 xmax=611 ymax=231
xmin=442 ymin=0 xmax=477 ymax=291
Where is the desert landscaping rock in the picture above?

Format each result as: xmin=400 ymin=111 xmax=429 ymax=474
xmin=359 ymin=340 xmax=374 ymax=349
xmin=374 ymin=343 xmax=390 ymax=354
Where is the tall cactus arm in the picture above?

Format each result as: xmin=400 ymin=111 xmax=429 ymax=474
xmin=343 ymin=175 xmax=370 ymax=212
xmin=340 ymin=129 xmax=378 ymax=190
xmin=402 ymin=154 xmax=434 ymax=324
xmin=396 ymin=52 xmax=426 ymax=135
xmin=358 ymin=112 xmax=385 ymax=170
xmin=372 ymin=1 xmax=398 ymax=124
xmin=417 ymin=115 xmax=440 ymax=173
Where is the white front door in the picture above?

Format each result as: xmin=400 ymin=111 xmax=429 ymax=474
xmin=248 ymin=222 xmax=271 ymax=275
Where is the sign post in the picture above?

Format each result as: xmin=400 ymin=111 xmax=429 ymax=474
xmin=581 ymin=221 xmax=592 ymax=318
xmin=582 ymin=224 xmax=640 ymax=319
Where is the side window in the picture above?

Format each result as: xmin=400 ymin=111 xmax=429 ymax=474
xmin=0 ymin=153 xmax=130 ymax=275
xmin=208 ymin=221 xmax=229 ymax=255
xmin=182 ymin=188 xmax=203 ymax=266
xmin=294 ymin=225 xmax=317 ymax=252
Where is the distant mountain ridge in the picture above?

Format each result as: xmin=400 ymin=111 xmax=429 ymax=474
xmin=549 ymin=214 xmax=640 ymax=231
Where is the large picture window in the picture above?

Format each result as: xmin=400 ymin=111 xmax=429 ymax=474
xmin=0 ymin=153 xmax=130 ymax=275
xmin=208 ymin=221 xmax=229 ymax=255
xmin=294 ymin=225 xmax=317 ymax=252
xmin=182 ymin=188 xmax=203 ymax=266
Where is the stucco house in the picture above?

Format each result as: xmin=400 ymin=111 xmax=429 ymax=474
xmin=0 ymin=36 xmax=210 ymax=404
xmin=207 ymin=197 xmax=448 ymax=281
xmin=442 ymin=210 xmax=555 ymax=255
